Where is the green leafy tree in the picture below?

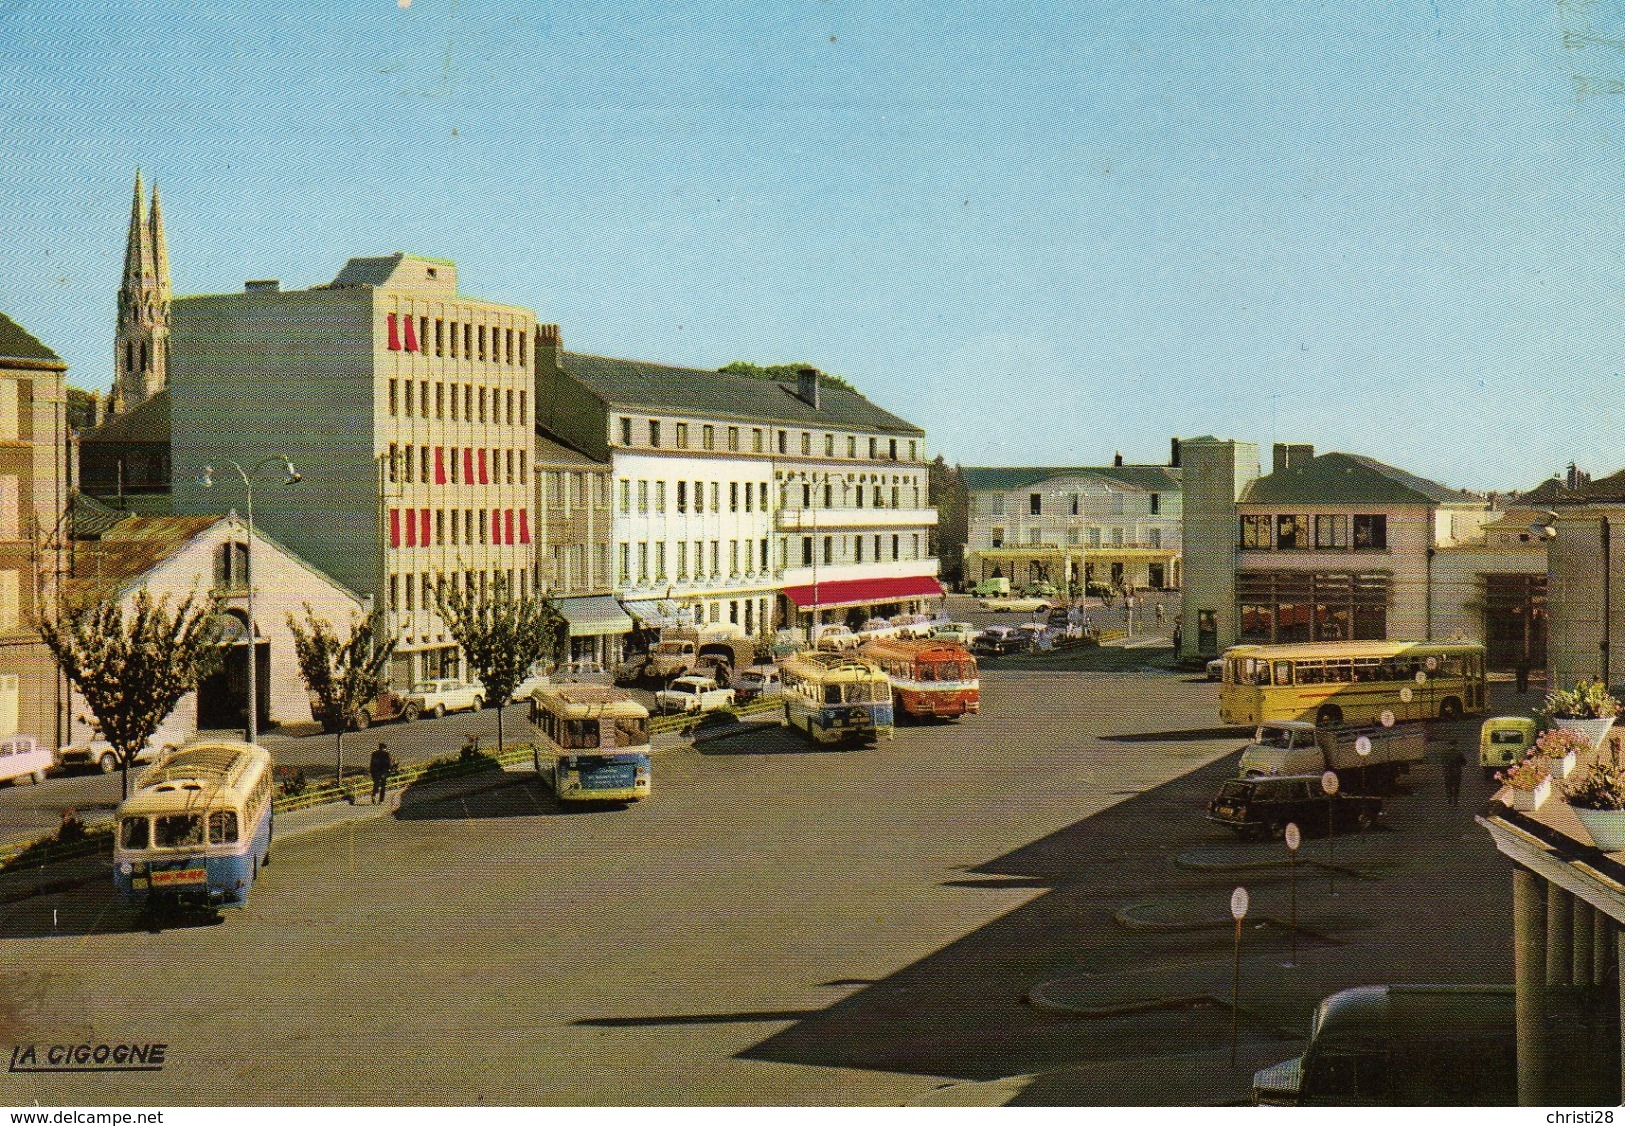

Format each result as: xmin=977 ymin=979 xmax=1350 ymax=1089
xmin=39 ymin=590 xmax=225 ymax=799
xmin=286 ymin=604 xmax=397 ymax=788
xmin=717 ymin=360 xmax=858 ymax=394
xmin=434 ymin=571 xmax=565 ymax=755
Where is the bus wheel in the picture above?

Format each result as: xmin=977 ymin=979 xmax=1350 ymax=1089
xmin=1439 ymin=697 xmax=1462 ymax=721
xmin=1315 ymin=704 xmax=1343 ymax=728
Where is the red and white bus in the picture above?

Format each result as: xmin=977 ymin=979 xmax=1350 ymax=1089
xmin=858 ymin=638 xmax=980 ymax=722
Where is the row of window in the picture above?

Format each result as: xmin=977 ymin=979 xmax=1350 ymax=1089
xmin=388 ymin=507 xmax=531 ymax=548
xmin=979 ymin=491 xmax=1163 ymax=517
xmin=385 ymin=313 xmax=527 ymax=368
xmin=386 ymin=378 xmax=527 ymax=427
xmin=618 ymin=539 xmax=772 ymax=585
xmin=793 ymin=533 xmax=924 ymax=568
xmin=1240 ymin=513 xmax=1388 ymax=551
xmin=546 ymin=542 xmax=611 ymax=593
xmin=784 ymin=480 xmax=924 ymax=511
xmin=386 ymin=444 xmax=527 ymax=488
xmin=987 ymin=526 xmax=1163 ymax=549
xmin=387 ymin=567 xmax=532 ymax=614
xmin=541 ymin=469 xmax=605 ymax=512
xmin=618 ymin=479 xmax=771 ymax=517
xmin=617 ymin=415 xmax=920 ymax=462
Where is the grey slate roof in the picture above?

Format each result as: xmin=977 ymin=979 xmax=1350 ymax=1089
xmin=962 ymin=465 xmax=1182 ymax=493
xmin=0 ymin=312 xmax=62 ymax=364
xmin=81 ymin=388 xmax=170 ymax=444
xmin=561 ymin=351 xmax=924 ymax=437
xmin=324 ymin=254 xmax=409 ymax=289
xmin=1242 ymin=451 xmax=1481 ymax=506
xmin=534 ymin=432 xmax=605 ymax=468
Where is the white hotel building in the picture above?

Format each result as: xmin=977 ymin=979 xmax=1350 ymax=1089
xmin=532 ymin=338 xmax=940 ymax=636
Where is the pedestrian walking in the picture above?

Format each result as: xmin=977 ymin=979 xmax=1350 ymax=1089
xmin=1515 ymin=661 xmax=1530 ymax=695
xmin=1441 ymin=740 xmax=1465 ymax=806
xmin=1155 ymin=602 xmax=1165 ymax=624
xmin=370 ymin=741 xmax=394 ymax=806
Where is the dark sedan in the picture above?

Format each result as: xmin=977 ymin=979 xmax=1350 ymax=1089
xmin=1208 ymin=774 xmax=1383 ymax=840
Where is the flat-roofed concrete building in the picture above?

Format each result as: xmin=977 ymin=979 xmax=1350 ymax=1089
xmin=532 ymin=431 xmax=629 ymax=668
xmin=169 ymin=253 xmax=536 ymax=685
xmin=1543 ymin=467 xmax=1625 ymax=690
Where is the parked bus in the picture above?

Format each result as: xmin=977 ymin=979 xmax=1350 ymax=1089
xmin=528 ymin=685 xmax=651 ymax=803
xmin=780 ymin=650 xmax=895 ymax=744
xmin=856 ymin=637 xmax=979 ymax=722
xmin=113 ymin=741 xmax=274 ymax=910
xmin=1218 ymin=640 xmax=1487 ymax=728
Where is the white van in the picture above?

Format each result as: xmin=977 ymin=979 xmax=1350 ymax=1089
xmin=0 ymin=736 xmax=52 ymax=786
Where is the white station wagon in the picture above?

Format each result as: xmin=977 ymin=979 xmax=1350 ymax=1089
xmin=404 ymin=678 xmax=485 ymax=718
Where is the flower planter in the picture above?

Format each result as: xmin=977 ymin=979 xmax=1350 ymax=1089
xmin=1510 ymin=776 xmax=1551 ymax=812
xmin=1553 ymin=716 xmax=1616 ymax=753
xmin=1544 ymin=751 xmax=1579 ymax=781
xmin=1573 ymin=806 xmax=1625 ymax=851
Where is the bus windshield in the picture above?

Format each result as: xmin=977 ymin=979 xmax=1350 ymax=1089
xmin=120 ymin=817 xmax=149 ymax=850
xmin=560 ymin=719 xmax=600 ymax=750
xmin=613 ymin=716 xmax=648 ymax=747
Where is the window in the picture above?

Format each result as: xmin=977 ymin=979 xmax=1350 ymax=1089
xmin=618 ymin=544 xmax=631 ymax=583
xmin=989 ymin=495 xmax=1005 ymax=516
xmin=155 ymin=813 xmax=205 ymax=849
xmin=889 ymin=439 xmax=897 ymax=460
xmin=802 ymin=537 xmax=814 ymax=566
xmin=655 ymin=542 xmax=666 ymax=579
xmin=694 ymin=480 xmax=706 ymax=513
xmin=869 ymin=437 xmax=878 ymax=459
xmin=676 ymin=481 xmax=687 ymax=513
xmin=1087 ymin=527 xmax=1101 ymax=548
xmin=677 ymin=542 xmax=688 ymax=579
xmin=728 ymin=426 xmax=740 ymax=451
xmin=823 ymin=536 xmax=833 ymax=565
xmin=1030 ymin=493 xmax=1042 ymax=515
xmin=1315 ymin=515 xmax=1349 ymax=549
xmin=637 ymin=480 xmax=648 ymax=514
xmin=729 ymin=541 xmax=739 ymax=574
xmin=1028 ymin=528 xmax=1042 ymax=545
xmin=892 ymin=534 xmax=900 ymax=560
xmin=801 ymin=432 xmax=811 ymax=456
xmin=620 ymin=417 xmax=633 ymax=446
xmin=855 ymin=536 xmax=864 ymax=563
xmin=729 ymin=482 xmax=739 ymax=512
xmin=1240 ymin=515 xmax=1272 ymax=548
xmin=824 ymin=433 xmax=834 ymax=456
xmin=676 ymin=422 xmax=689 ymax=449
xmin=618 ymin=480 xmax=630 ymax=514
xmin=388 ymin=379 xmax=398 ymax=416
xmin=1149 ymin=493 xmax=1160 ymax=515
xmin=1275 ymin=514 xmax=1310 ymax=549
xmin=703 ymin=425 xmax=715 ymax=451
xmin=435 ymin=382 xmax=444 ymax=419
xmin=711 ymin=483 xmax=720 ymax=512
xmin=1353 ymin=515 xmax=1388 ymax=549
xmin=759 ymin=482 xmax=768 ymax=511
xmin=752 ymin=428 xmax=764 ymax=453
xmin=208 ymin=810 xmax=239 ymax=845
xmin=846 ymin=435 xmax=856 ymax=458
xmin=990 ymin=526 xmax=1005 ymax=548
xmin=655 ymin=481 xmax=667 ymax=513
xmin=777 ymin=430 xmax=787 ymax=454
xmin=909 ymin=441 xmax=917 ymax=461
xmin=710 ymin=541 xmax=720 ymax=575
xmin=1148 ymin=527 xmax=1161 ymax=548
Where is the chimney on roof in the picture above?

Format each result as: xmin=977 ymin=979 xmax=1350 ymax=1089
xmin=1272 ymin=443 xmax=1314 ymax=473
xmin=1113 ymin=452 xmax=1124 ymax=467
xmin=1169 ymin=437 xmax=1181 ymax=468
xmin=797 ymin=366 xmax=820 ymax=410
xmin=536 ymin=323 xmax=562 ymax=373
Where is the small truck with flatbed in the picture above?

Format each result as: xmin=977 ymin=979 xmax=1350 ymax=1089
xmin=1237 ymin=719 xmax=1425 ymax=792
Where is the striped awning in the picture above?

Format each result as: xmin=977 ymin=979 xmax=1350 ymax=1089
xmin=556 ymin=596 xmax=634 ymax=637
xmin=779 ymin=574 xmax=945 ymax=612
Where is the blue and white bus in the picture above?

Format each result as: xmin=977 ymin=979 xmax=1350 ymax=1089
xmin=113 ymin=742 xmax=274 ymax=910
xmin=780 ymin=650 xmax=895 ymax=744
xmin=529 ymin=686 xmax=652 ymax=803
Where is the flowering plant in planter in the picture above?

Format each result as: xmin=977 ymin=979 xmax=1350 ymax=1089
xmin=1534 ymin=727 xmax=1593 ymax=758
xmin=1496 ymin=756 xmax=1551 ymax=791
xmin=1564 ymin=761 xmax=1625 ymax=812
xmin=1541 ymin=680 xmax=1621 ymax=721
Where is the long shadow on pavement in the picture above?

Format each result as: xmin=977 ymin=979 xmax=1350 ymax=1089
xmin=392 ymin=773 xmax=639 ymax=820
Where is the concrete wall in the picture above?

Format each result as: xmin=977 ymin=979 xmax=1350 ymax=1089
xmin=1548 ymin=508 xmax=1624 ymax=688
xmin=1179 ymin=438 xmax=1258 ymax=659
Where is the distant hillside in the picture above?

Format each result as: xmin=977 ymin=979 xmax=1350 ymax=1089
xmin=718 ymin=361 xmax=857 ymax=395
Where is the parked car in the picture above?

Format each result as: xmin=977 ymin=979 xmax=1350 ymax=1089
xmin=57 ymin=721 xmax=187 ymax=774
xmin=0 ymin=736 xmax=52 ymax=786
xmin=653 ymin=675 xmax=736 ymax=715
xmin=404 ymin=678 xmax=485 ymax=719
xmin=813 ymin=624 xmax=858 ymax=649
xmin=1014 ymin=622 xmax=1059 ymax=650
xmin=1206 ymin=658 xmax=1226 ymax=681
xmin=968 ymin=577 xmax=1011 ymax=598
xmin=979 ymin=595 xmax=1053 ymax=614
xmin=931 ymin=621 xmax=979 ymax=646
xmin=309 ymin=687 xmax=418 ymax=730
xmin=733 ymin=664 xmax=784 ymax=703
xmin=972 ymin=626 xmax=1029 ymax=656
xmin=1207 ymin=774 xmax=1384 ymax=840
xmin=505 ymin=668 xmax=551 ymax=705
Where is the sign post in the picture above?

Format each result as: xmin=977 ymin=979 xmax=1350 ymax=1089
xmin=1230 ymin=885 xmax=1249 ymax=1065
xmin=1355 ymin=734 xmax=1373 ymax=797
xmin=1321 ymin=769 xmax=1340 ymax=896
xmin=1284 ymin=822 xmax=1301 ymax=968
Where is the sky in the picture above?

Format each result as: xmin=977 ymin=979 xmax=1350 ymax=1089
xmin=1 ymin=0 xmax=1620 ymax=491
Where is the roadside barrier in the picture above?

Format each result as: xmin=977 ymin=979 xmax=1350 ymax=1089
xmin=648 ymin=696 xmax=782 ymax=736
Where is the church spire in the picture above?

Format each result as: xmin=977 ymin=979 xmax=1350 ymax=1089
xmin=112 ymin=169 xmax=170 ymax=416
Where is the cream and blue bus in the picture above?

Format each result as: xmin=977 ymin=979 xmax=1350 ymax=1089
xmin=113 ymin=741 xmax=275 ymax=910
xmin=780 ymin=650 xmax=895 ymax=744
xmin=528 ymin=685 xmax=652 ymax=803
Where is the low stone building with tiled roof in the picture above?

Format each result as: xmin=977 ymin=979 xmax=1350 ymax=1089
xmin=0 ymin=311 xmax=68 ymax=748
xmin=960 ymin=450 xmax=1183 ymax=594
xmin=535 ymin=329 xmax=940 ymax=636
xmin=58 ymin=509 xmax=363 ymax=744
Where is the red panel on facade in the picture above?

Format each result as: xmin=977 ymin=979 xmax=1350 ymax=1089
xmin=779 ymin=574 xmax=945 ymax=610
xmin=403 ymin=507 xmax=415 ymax=547
xmin=403 ymin=314 xmax=418 ymax=352
xmin=434 ymin=447 xmax=446 ymax=485
xmin=491 ymin=509 xmax=501 ymax=543
xmin=463 ymin=447 xmax=474 ymax=483
xmin=389 ymin=508 xmax=401 ymax=548
xmin=420 ymin=509 xmax=431 ymax=546
xmin=518 ymin=509 xmax=530 ymax=544
xmin=504 ymin=509 xmax=514 ymax=544
xmin=478 ymin=448 xmax=489 ymax=485
xmin=386 ymin=313 xmax=401 ymax=351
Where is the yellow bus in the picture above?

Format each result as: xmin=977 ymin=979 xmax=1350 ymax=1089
xmin=1218 ymin=640 xmax=1487 ymax=728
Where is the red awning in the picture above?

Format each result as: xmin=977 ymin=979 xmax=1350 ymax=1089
xmin=780 ymin=574 xmax=945 ymax=611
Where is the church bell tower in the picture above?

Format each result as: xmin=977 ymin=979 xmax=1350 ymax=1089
xmin=112 ymin=170 xmax=170 ymax=415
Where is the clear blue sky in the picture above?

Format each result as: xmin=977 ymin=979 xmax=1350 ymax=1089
xmin=2 ymin=0 xmax=1619 ymax=490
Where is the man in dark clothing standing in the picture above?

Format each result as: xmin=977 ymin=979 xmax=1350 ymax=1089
xmin=370 ymin=742 xmax=394 ymax=806
xmin=1441 ymin=740 xmax=1466 ymax=806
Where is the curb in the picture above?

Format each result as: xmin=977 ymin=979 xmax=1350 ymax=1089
xmin=1025 ymin=979 xmax=1292 ymax=1036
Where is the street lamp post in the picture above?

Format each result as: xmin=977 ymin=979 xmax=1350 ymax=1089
xmin=200 ymin=456 xmax=301 ymax=744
